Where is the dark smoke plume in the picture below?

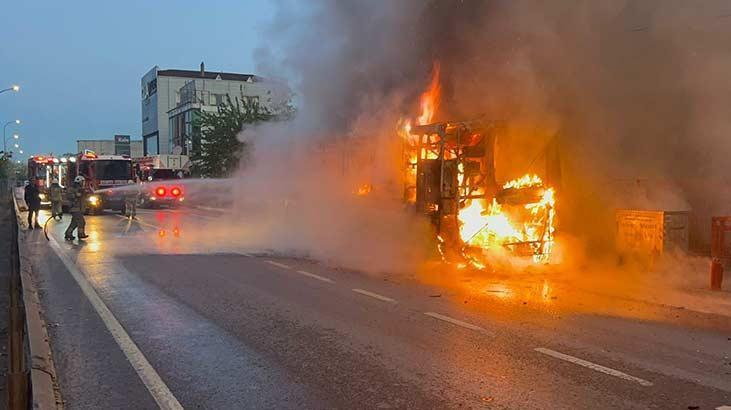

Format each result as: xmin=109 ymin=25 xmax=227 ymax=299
xmin=252 ymin=0 xmax=731 ymax=254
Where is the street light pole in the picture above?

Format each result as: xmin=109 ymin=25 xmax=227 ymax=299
xmin=0 ymin=85 xmax=20 ymax=94
xmin=3 ymin=120 xmax=21 ymax=159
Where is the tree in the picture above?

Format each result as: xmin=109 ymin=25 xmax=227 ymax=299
xmin=191 ymin=96 xmax=274 ymax=178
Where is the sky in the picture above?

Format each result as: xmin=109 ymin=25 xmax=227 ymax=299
xmin=0 ymin=0 xmax=277 ymax=162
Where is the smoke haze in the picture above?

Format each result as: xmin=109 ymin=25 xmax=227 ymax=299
xmin=216 ymin=0 xmax=731 ymax=273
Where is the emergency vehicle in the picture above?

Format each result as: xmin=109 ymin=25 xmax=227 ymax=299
xmin=64 ymin=150 xmax=134 ymax=213
xmin=26 ymin=155 xmax=65 ymax=207
xmin=132 ymin=154 xmax=188 ymax=208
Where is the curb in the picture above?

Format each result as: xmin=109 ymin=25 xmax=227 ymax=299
xmin=12 ymin=196 xmax=62 ymax=409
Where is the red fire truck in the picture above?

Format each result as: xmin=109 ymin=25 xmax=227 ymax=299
xmin=26 ymin=155 xmax=64 ymax=207
xmin=64 ymin=150 xmax=135 ymax=213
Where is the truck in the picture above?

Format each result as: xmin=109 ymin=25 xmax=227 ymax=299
xmin=64 ymin=150 xmax=135 ymax=214
xmin=26 ymin=155 xmax=64 ymax=207
xmin=132 ymin=155 xmax=189 ymax=208
xmin=133 ymin=154 xmax=190 ymax=181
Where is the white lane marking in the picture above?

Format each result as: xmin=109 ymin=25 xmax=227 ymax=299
xmin=296 ymin=270 xmax=335 ymax=284
xmin=424 ymin=312 xmax=486 ymax=332
xmin=266 ymin=260 xmax=292 ymax=270
xmin=195 ymin=205 xmax=227 ymax=213
xmin=534 ymin=347 xmax=653 ymax=387
xmin=115 ymin=214 xmax=161 ymax=230
xmin=352 ymin=288 xmax=396 ymax=303
xmin=47 ymin=236 xmax=183 ymax=409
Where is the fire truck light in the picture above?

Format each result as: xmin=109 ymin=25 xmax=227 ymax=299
xmin=52 ymin=158 xmax=59 ymax=164
xmin=87 ymin=195 xmax=100 ymax=206
xmin=155 ymin=187 xmax=167 ymax=197
xmin=60 ymin=157 xmax=68 ymax=163
xmin=69 ymin=157 xmax=77 ymax=163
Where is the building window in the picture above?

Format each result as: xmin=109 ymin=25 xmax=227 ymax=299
xmin=148 ymin=79 xmax=157 ymax=96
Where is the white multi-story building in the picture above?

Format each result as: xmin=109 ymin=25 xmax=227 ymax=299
xmin=141 ymin=63 xmax=289 ymax=156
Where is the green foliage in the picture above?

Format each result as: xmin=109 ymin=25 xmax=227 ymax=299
xmin=0 ymin=157 xmax=8 ymax=179
xmin=191 ymin=96 xmax=278 ymax=178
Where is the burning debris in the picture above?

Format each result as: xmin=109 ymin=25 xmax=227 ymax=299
xmin=399 ymin=63 xmax=557 ymax=268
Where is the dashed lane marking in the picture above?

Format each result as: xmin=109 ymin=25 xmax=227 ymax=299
xmin=47 ymin=235 xmax=183 ymax=409
xmin=266 ymin=260 xmax=292 ymax=270
xmin=296 ymin=270 xmax=335 ymax=283
xmin=534 ymin=347 xmax=653 ymax=387
xmin=352 ymin=288 xmax=397 ymax=303
xmin=424 ymin=312 xmax=486 ymax=333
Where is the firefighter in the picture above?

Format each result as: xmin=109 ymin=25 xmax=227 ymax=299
xmin=24 ymin=178 xmax=42 ymax=229
xmin=124 ymin=180 xmax=139 ymax=219
xmin=64 ymin=175 xmax=89 ymax=240
xmin=49 ymin=179 xmax=63 ymax=220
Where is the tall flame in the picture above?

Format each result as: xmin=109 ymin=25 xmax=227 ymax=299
xmin=417 ymin=62 xmax=441 ymax=125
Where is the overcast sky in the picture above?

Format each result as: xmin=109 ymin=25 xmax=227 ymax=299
xmin=0 ymin=0 xmax=277 ymax=161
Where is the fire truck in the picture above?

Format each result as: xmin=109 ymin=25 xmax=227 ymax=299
xmin=64 ymin=150 xmax=135 ymax=213
xmin=26 ymin=155 xmax=65 ymax=207
xmin=132 ymin=154 xmax=188 ymax=208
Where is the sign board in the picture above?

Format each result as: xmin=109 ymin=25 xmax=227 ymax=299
xmin=616 ymin=210 xmax=664 ymax=263
xmin=114 ymin=135 xmax=131 ymax=156
xmin=616 ymin=209 xmax=690 ymax=266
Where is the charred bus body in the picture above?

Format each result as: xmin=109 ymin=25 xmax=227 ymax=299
xmin=403 ymin=119 xmax=558 ymax=265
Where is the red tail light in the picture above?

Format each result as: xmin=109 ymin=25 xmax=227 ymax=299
xmin=170 ymin=187 xmax=182 ymax=197
xmin=155 ymin=187 xmax=167 ymax=197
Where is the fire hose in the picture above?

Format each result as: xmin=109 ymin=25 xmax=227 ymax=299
xmin=43 ymin=215 xmax=54 ymax=241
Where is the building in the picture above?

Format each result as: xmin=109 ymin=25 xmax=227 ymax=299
xmin=141 ymin=63 xmax=290 ymax=156
xmin=77 ymin=136 xmax=143 ymax=157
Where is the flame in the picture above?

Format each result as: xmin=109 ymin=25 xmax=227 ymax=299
xmin=355 ymin=183 xmax=372 ymax=196
xmin=417 ymin=62 xmax=441 ymax=126
xmin=459 ymin=174 xmax=556 ymax=263
xmin=503 ymin=174 xmax=542 ymax=189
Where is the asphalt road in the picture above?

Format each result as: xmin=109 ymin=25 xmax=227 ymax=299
xmin=20 ymin=206 xmax=731 ymax=409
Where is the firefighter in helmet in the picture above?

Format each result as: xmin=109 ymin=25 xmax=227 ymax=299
xmin=49 ymin=178 xmax=63 ymax=220
xmin=64 ymin=175 xmax=89 ymax=240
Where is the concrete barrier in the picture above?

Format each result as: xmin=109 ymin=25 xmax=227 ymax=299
xmin=11 ymin=195 xmax=60 ymax=409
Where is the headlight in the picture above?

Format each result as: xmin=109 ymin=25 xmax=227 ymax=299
xmin=38 ymin=193 xmax=47 ymax=201
xmin=87 ymin=195 xmax=100 ymax=206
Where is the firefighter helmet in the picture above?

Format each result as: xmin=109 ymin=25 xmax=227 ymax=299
xmin=74 ymin=175 xmax=85 ymax=184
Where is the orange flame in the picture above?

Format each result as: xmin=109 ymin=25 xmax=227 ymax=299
xmin=459 ymin=174 xmax=556 ymax=263
xmin=417 ymin=62 xmax=441 ymax=125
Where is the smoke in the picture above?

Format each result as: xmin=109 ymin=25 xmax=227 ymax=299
xmin=213 ymin=0 xmax=731 ymax=275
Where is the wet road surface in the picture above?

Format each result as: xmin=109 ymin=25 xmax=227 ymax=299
xmin=21 ymin=207 xmax=731 ymax=409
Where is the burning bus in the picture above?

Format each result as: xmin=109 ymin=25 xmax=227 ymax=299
xmin=400 ymin=119 xmax=556 ymax=267
xmin=397 ymin=63 xmax=558 ymax=268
